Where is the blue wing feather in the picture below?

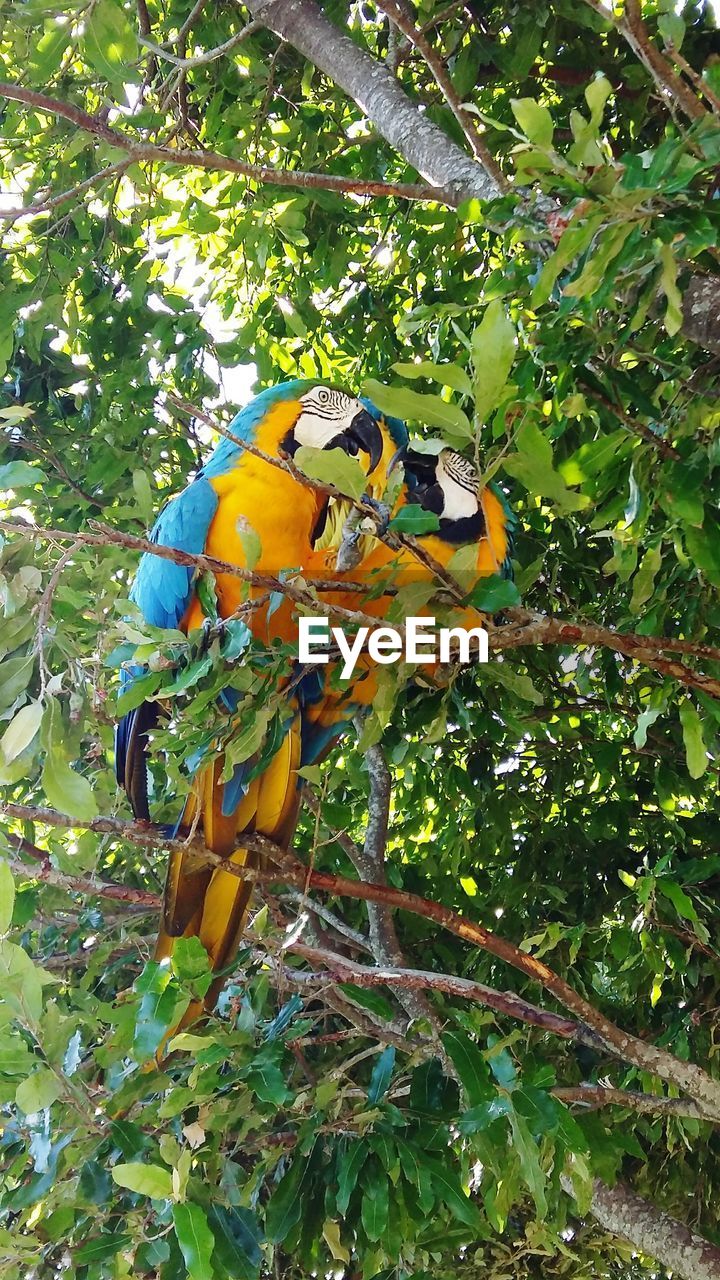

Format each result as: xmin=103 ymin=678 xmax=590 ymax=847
xmin=131 ymin=477 xmax=219 ymax=629
xmin=115 ymin=477 xmax=219 ymax=806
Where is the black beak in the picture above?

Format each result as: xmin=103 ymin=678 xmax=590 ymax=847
xmin=390 ymin=445 xmax=437 ymax=488
xmin=346 ymin=407 xmax=383 ymax=475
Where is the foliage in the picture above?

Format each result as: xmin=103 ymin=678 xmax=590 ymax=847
xmin=1 ymin=0 xmax=720 ymax=1277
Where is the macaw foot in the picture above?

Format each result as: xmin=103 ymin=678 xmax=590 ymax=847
xmin=362 ymin=495 xmax=392 ymax=538
xmin=198 ymin=616 xmax=225 ymax=654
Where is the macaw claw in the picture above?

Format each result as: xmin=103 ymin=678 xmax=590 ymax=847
xmin=362 ymin=495 xmax=392 ymax=537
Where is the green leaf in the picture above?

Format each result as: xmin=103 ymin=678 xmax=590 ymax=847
xmin=1 ymin=700 xmax=43 ymax=764
xmin=657 ymin=878 xmax=701 ymax=926
xmin=208 ymin=1205 xmax=262 ymax=1280
xmin=133 ymin=962 xmax=180 ymax=1061
xmin=75 ymin=1234 xmax=132 ymax=1265
xmin=28 ymin=21 xmax=71 ymax=80
xmin=0 ymin=861 xmax=15 ymax=934
xmin=468 ymin=574 xmax=520 ymax=613
xmin=0 ymin=939 xmax=46 ymax=1021
xmin=563 ymin=224 xmax=634 ymax=299
xmin=361 ymin=1162 xmax=389 ymax=1242
xmin=471 ymin=301 xmax=516 ymax=425
xmin=362 ymin=379 xmax=473 ymax=444
xmin=490 ymin=664 xmax=543 ymax=705
xmin=132 ymin=469 xmax=154 ymax=523
xmin=336 ymin=1140 xmax=368 ymax=1216
xmin=679 ymin=700 xmax=707 ymax=779
xmin=265 ymin=1148 xmax=315 ymax=1243
xmin=0 ymin=462 xmax=47 ymax=489
xmin=509 ymin=1108 xmax=547 ymax=1216
xmin=422 ymin=1155 xmax=483 ymax=1229
xmin=658 ymin=242 xmax=683 ymax=336
xmin=442 ymin=1030 xmax=492 ymax=1107
xmin=242 ymin=1060 xmax=291 ymax=1105
xmin=112 ymin=1163 xmax=173 ymax=1200
xmin=388 ymin=505 xmax=441 ymax=535
xmin=391 ymin=361 xmax=472 ymax=395
xmin=173 ymin=1202 xmax=216 ymax=1280
xmin=84 ymin=0 xmax=139 ymax=84
xmin=510 ymin=98 xmax=554 ymax=147
xmin=503 ymin=422 xmax=589 ymax=513
xmin=530 ymin=213 xmax=605 ymax=309
xmin=585 ymin=74 xmax=613 ymax=124
xmin=367 ymin=1045 xmax=395 ymax=1103
xmin=16 ymin=1066 xmax=63 ymax=1114
xmin=457 ymin=1097 xmax=512 ymax=1133
xmin=0 ymin=654 xmax=36 ymax=716
xmin=634 ymin=702 xmax=664 ymax=749
xmin=658 ymin=12 xmax=685 ymax=48
xmin=293 ymin=446 xmax=367 ymax=501
xmin=338 ymin=983 xmax=396 ymax=1020
xmin=630 ymin=545 xmax=662 ymax=614
xmin=41 ymin=699 xmax=98 ymax=821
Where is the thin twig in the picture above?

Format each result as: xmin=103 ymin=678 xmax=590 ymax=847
xmin=138 ymin=20 xmax=261 ymax=69
xmin=0 ymin=161 xmax=131 ymax=222
xmin=0 ymin=83 xmax=443 ymax=204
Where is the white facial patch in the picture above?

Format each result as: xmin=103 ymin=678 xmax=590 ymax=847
xmin=436 ymin=450 xmax=480 ymax=521
xmin=294 ymin=386 xmax=363 ymax=449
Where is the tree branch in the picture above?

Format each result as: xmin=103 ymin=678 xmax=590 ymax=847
xmin=287 ymin=942 xmax=597 ymax=1045
xmin=579 ymin=0 xmax=705 ymax=123
xmin=0 ymin=161 xmax=132 ymax=223
xmin=494 ymin=609 xmax=720 ymax=704
xmin=552 ymin=1085 xmax=708 ymax=1121
xmin=563 ymin=1174 xmax=720 ymax=1280
xmin=0 ymin=83 xmax=440 ymax=204
xmin=373 ymin=0 xmax=508 ymax=189
xmin=137 ymin=19 xmax=261 ymax=69
xmin=5 ymin=800 xmax=720 ymax=1121
xmin=244 ymin=0 xmax=501 ymax=204
xmin=355 ymin=738 xmax=444 ymax=1034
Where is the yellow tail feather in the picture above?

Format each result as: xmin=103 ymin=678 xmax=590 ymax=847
xmin=153 ymin=709 xmax=302 ymax=1051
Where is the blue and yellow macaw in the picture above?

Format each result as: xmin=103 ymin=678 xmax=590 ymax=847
xmin=298 ymin=443 xmax=515 ymax=761
xmin=115 ymin=380 xmax=391 ymax=1027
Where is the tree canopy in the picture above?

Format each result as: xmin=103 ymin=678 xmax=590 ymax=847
xmin=1 ymin=0 xmax=720 ymax=1277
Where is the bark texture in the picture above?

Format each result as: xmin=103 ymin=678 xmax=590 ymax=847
xmin=247 ymin=0 xmax=501 ymax=204
xmin=682 ymin=274 xmax=720 ymax=357
xmin=563 ymin=1176 xmax=720 ymax=1280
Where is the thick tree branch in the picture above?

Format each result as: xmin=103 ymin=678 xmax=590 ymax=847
xmin=244 ymin=0 xmax=501 ymax=204
xmin=0 ymin=83 xmax=439 ymax=204
xmin=563 ymin=1174 xmax=720 ymax=1280
xmin=494 ymin=609 xmax=720 ymax=704
xmin=4 ymin=516 xmax=720 ymax=702
xmin=5 ymin=800 xmax=720 ymax=1120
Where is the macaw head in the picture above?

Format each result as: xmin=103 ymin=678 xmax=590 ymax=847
xmin=395 ymin=445 xmax=487 ymax=544
xmin=243 ymin=380 xmax=384 ymax=475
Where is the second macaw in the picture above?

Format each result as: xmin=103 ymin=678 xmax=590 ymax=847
xmin=298 ymin=443 xmax=515 ymax=762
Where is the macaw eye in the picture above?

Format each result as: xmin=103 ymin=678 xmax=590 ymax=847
xmin=317 ymin=388 xmax=331 ymax=405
